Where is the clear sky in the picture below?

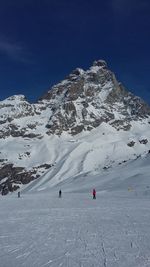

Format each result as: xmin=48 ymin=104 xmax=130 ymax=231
xmin=0 ymin=0 xmax=150 ymax=103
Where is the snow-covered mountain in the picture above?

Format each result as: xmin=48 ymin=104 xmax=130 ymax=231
xmin=0 ymin=60 xmax=150 ymax=194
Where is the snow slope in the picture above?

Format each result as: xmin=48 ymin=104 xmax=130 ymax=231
xmin=20 ymin=120 xmax=150 ymax=193
xmin=1 ymin=155 xmax=150 ymax=267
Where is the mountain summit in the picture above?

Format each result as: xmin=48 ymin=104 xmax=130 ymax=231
xmin=0 ymin=60 xmax=150 ymax=194
xmin=40 ymin=59 xmax=150 ymax=135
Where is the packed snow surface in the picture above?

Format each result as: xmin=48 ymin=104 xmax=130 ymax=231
xmin=1 ymin=155 xmax=150 ymax=267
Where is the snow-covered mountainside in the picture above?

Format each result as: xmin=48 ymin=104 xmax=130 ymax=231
xmin=0 ymin=60 xmax=150 ymax=194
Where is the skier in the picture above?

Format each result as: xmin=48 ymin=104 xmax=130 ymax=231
xmin=59 ymin=189 xmax=62 ymax=198
xmin=92 ymin=188 xmax=96 ymax=199
xmin=2 ymin=185 xmax=7 ymax=196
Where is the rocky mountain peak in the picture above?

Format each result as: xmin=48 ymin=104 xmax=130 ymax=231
xmin=2 ymin=94 xmax=27 ymax=103
xmin=70 ymin=68 xmax=84 ymax=76
xmin=92 ymin=59 xmax=107 ymax=68
xmin=0 ymin=59 xmax=150 ymax=195
xmin=39 ymin=60 xmax=150 ymax=136
xmin=0 ymin=60 xmax=150 ymax=138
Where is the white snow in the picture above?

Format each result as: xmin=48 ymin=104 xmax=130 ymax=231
xmin=1 ymin=105 xmax=150 ymax=267
xmin=0 ymin=120 xmax=150 ymax=177
xmin=1 ymin=155 xmax=150 ymax=266
xmin=1 ymin=62 xmax=150 ymax=266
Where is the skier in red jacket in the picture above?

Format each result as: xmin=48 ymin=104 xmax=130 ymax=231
xmin=93 ymin=188 xmax=96 ymax=199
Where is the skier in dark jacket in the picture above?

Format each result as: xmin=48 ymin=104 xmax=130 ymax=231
xmin=92 ymin=188 xmax=96 ymax=199
xmin=59 ymin=189 xmax=62 ymax=198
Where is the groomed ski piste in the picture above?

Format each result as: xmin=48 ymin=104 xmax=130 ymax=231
xmin=1 ymin=152 xmax=150 ymax=267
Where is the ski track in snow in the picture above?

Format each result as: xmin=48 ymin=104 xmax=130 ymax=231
xmin=1 ymin=189 xmax=150 ymax=267
xmin=1 ymin=156 xmax=150 ymax=266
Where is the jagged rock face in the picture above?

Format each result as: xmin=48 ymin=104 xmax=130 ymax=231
xmin=0 ymin=163 xmax=54 ymax=195
xmin=0 ymin=94 xmax=51 ymax=138
xmin=0 ymin=59 xmax=150 ymax=194
xmin=41 ymin=60 xmax=150 ymax=135
xmin=0 ymin=60 xmax=150 ymax=138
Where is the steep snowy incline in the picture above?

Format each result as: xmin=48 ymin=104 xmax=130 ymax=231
xmin=23 ymin=121 xmax=150 ymax=193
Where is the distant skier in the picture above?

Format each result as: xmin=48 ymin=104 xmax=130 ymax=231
xmin=92 ymin=188 xmax=96 ymax=199
xmin=18 ymin=191 xmax=20 ymax=198
xmin=59 ymin=189 xmax=62 ymax=198
xmin=2 ymin=185 xmax=7 ymax=196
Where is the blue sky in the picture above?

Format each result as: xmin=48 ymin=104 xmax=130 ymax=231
xmin=0 ymin=0 xmax=150 ymax=103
